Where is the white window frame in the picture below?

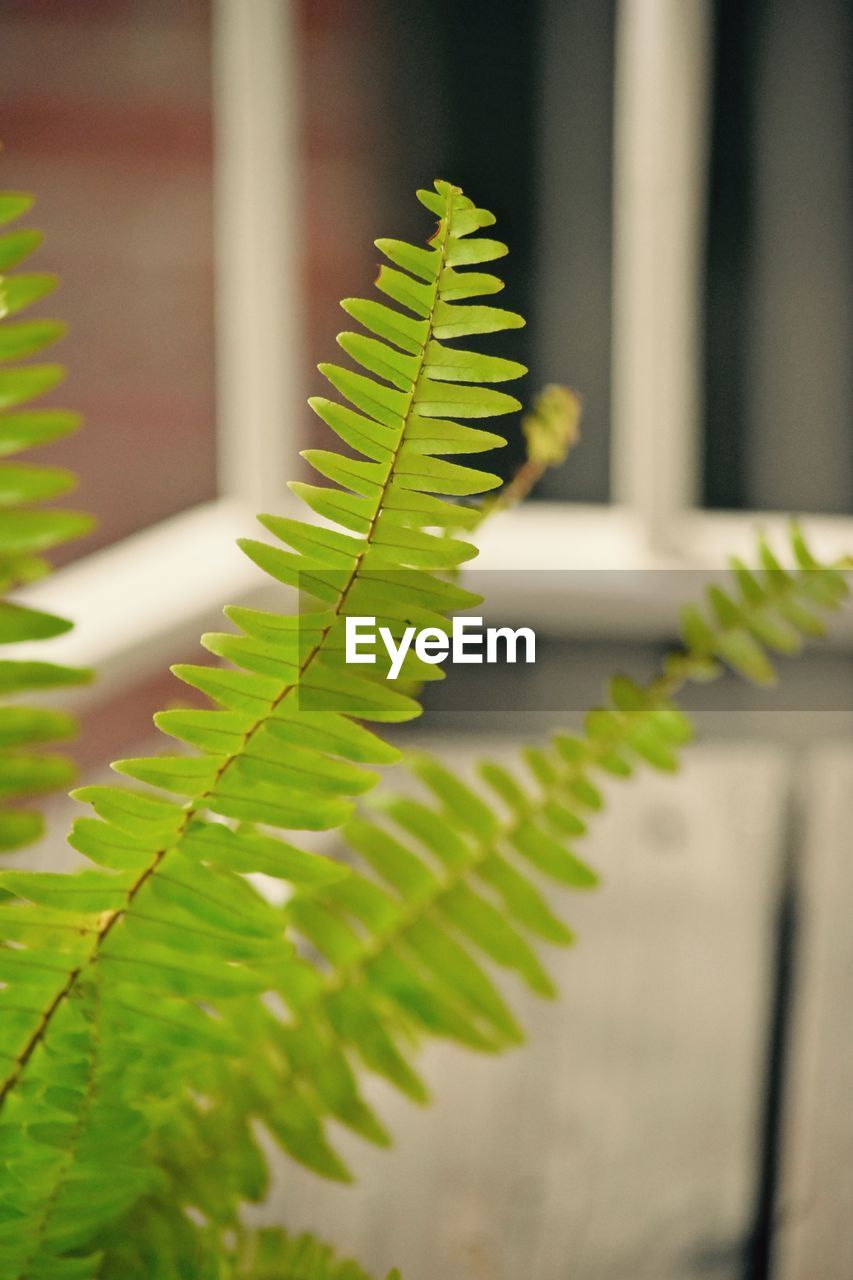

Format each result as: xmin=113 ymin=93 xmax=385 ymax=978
xmin=10 ymin=0 xmax=853 ymax=705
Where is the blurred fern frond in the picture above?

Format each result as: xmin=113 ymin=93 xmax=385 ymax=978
xmin=275 ymin=522 xmax=848 ymax=1111
xmin=0 ymin=178 xmax=528 ymax=1277
xmin=0 ymin=188 xmax=92 ymax=852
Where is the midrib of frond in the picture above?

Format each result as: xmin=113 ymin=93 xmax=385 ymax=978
xmin=13 ymin=980 xmax=102 ymax=1280
xmin=0 ymin=187 xmax=460 ymax=1110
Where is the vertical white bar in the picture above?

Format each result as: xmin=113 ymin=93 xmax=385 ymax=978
xmin=212 ymin=0 xmax=300 ymax=509
xmin=610 ymin=0 xmax=711 ymax=543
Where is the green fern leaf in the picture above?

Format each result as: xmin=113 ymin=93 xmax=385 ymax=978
xmin=0 ymin=188 xmax=91 ymax=853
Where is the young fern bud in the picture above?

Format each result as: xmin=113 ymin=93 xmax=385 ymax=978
xmin=522 ymin=383 xmax=582 ymax=467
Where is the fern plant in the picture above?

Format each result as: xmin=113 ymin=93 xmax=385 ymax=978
xmin=0 ymin=178 xmax=848 ymax=1280
xmin=282 ymin=519 xmax=849 ymax=1083
xmin=0 ymin=189 xmax=91 ymax=852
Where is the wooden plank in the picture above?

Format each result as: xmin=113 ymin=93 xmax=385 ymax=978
xmin=252 ymin=741 xmax=790 ymax=1279
xmin=777 ymin=746 xmax=853 ymax=1279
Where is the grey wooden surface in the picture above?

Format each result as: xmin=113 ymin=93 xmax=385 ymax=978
xmin=252 ymin=742 xmax=792 ymax=1280
xmin=778 ymin=746 xmax=853 ymax=1280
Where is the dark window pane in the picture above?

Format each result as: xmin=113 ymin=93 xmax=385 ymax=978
xmin=297 ymin=0 xmax=614 ymax=501
xmin=531 ymin=0 xmax=615 ymax=504
xmin=703 ymin=0 xmax=853 ymax=514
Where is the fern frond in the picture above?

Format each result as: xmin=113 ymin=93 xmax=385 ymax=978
xmin=667 ymin=522 xmax=850 ymax=685
xmin=0 ymin=189 xmax=92 ymax=851
xmin=107 ymin=529 xmax=846 ymax=1248
xmin=269 ymin=524 xmax=848 ymax=1136
xmin=0 ymin=180 xmax=526 ymax=1268
xmin=231 ymin=1229 xmax=399 ymax=1280
xmin=93 ymin=1203 xmax=400 ymax=1280
xmin=132 ymin=530 xmax=849 ymax=1218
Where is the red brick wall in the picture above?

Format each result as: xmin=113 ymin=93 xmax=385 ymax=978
xmin=296 ymin=0 xmax=395 ymax=453
xmin=0 ymin=0 xmax=217 ymax=563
